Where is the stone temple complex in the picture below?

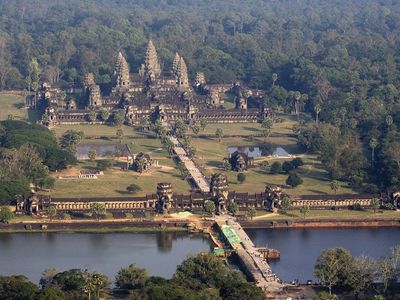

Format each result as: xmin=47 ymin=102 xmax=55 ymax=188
xmin=36 ymin=40 xmax=271 ymax=127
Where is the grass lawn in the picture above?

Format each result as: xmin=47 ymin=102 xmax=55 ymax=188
xmin=190 ymin=133 xmax=355 ymax=195
xmin=252 ymin=209 xmax=400 ymax=221
xmin=52 ymin=124 xmax=154 ymax=139
xmin=224 ymin=155 xmax=355 ymax=196
xmin=52 ymin=154 xmax=191 ymax=198
xmin=189 ymin=114 xmax=298 ymax=136
xmin=0 ymin=93 xmax=40 ymax=121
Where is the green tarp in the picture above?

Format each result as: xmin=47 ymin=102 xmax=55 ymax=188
xmin=220 ymin=224 xmax=241 ymax=246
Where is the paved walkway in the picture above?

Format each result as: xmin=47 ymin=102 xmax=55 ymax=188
xmin=170 ymin=136 xmax=210 ymax=193
xmin=216 ymin=215 xmax=284 ymax=293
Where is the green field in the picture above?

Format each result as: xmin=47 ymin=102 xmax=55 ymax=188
xmin=0 ymin=93 xmax=39 ymax=121
xmin=52 ymin=124 xmax=154 ymax=138
xmin=52 ymin=160 xmax=191 ymax=198
xmin=190 ymin=134 xmax=355 ymax=196
xmin=189 ymin=114 xmax=297 ymax=136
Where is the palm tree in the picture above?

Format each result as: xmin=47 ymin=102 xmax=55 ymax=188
xmin=215 ymin=128 xmax=224 ymax=142
xmin=386 ymin=115 xmax=393 ymax=130
xmin=272 ymin=73 xmax=278 ymax=87
xmin=369 ymin=138 xmax=378 ymax=166
xmin=314 ymin=103 xmax=321 ymax=124
xmin=330 ymin=180 xmax=339 ymax=194
xmin=89 ymin=203 xmax=106 ymax=221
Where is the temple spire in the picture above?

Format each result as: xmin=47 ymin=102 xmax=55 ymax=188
xmin=114 ymin=52 xmax=130 ymax=88
xmin=145 ymin=40 xmax=161 ymax=80
xmin=176 ymin=57 xmax=189 ymax=91
xmin=172 ymin=52 xmax=180 ymax=75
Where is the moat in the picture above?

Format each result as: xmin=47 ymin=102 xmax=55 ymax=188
xmin=0 ymin=232 xmax=212 ymax=284
xmin=246 ymin=227 xmax=400 ymax=282
xmin=0 ymin=228 xmax=399 ymax=284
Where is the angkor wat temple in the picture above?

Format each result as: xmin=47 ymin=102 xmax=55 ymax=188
xmin=35 ymin=40 xmax=271 ymax=127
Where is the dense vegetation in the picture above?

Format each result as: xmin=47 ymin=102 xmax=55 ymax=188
xmin=0 ymin=253 xmax=263 ymax=300
xmin=314 ymin=245 xmax=400 ymax=299
xmin=0 ymin=120 xmax=75 ymax=204
xmin=0 ymin=0 xmax=399 ymax=189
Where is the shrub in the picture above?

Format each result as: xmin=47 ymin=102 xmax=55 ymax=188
xmin=96 ymin=160 xmax=113 ymax=171
xmin=237 ymin=173 xmax=246 ymax=183
xmin=291 ymin=157 xmax=304 ymax=168
xmin=282 ymin=161 xmax=295 ymax=173
xmin=286 ymin=172 xmax=303 ymax=187
xmin=270 ymin=162 xmax=282 ymax=174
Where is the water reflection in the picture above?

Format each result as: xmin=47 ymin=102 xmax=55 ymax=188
xmin=228 ymin=145 xmax=289 ymax=157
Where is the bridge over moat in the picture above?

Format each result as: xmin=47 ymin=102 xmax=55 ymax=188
xmin=212 ymin=215 xmax=285 ymax=293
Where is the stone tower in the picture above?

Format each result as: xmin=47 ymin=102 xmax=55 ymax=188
xmin=115 ymin=52 xmax=130 ymax=88
xmin=172 ymin=52 xmax=180 ymax=75
xmin=195 ymin=72 xmax=206 ymax=86
xmin=176 ymin=57 xmax=189 ymax=91
xmin=145 ymin=40 xmax=162 ymax=81
xmin=156 ymin=182 xmax=173 ymax=214
xmin=83 ymin=73 xmax=95 ymax=88
xmin=88 ymin=85 xmax=101 ymax=107
xmin=210 ymin=173 xmax=229 ymax=213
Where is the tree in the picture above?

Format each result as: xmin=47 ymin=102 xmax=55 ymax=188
xmin=348 ymin=256 xmax=376 ymax=298
xmin=39 ymin=268 xmax=59 ymax=289
xmin=96 ymin=160 xmax=113 ymax=171
xmin=286 ymin=172 xmax=303 ymax=187
xmin=291 ymin=157 xmax=304 ymax=168
xmin=0 ymin=275 xmax=40 ymax=300
xmin=60 ymin=130 xmax=84 ymax=153
xmin=47 ymin=206 xmax=57 ymax=221
xmin=228 ymin=202 xmax=238 ymax=216
xmin=88 ymin=150 xmax=97 ymax=161
xmin=369 ymin=138 xmax=378 ymax=166
xmin=191 ymin=124 xmax=200 ymax=135
xmin=247 ymin=207 xmax=256 ymax=220
xmin=174 ymin=120 xmax=188 ymax=137
xmin=378 ymin=246 xmax=400 ymax=293
xmin=115 ymin=263 xmax=148 ymax=289
xmin=222 ymin=159 xmax=231 ymax=171
xmin=113 ymin=109 xmax=125 ymax=126
xmin=38 ymin=286 xmax=65 ymax=300
xmin=200 ymin=119 xmax=208 ymax=131
xmin=237 ymin=172 xmax=246 ymax=183
xmin=370 ymin=198 xmax=380 ymax=213
xmin=314 ymin=103 xmax=321 ymax=124
xmin=270 ymin=161 xmax=282 ymax=174
xmin=330 ymin=180 xmax=339 ymax=194
xmin=139 ymin=116 xmax=148 ymax=131
xmin=116 ymin=128 xmax=124 ymax=143
xmin=100 ymin=110 xmax=109 ymax=122
xmin=0 ymin=206 xmax=13 ymax=223
xmin=271 ymin=73 xmax=278 ymax=87
xmin=90 ymin=203 xmax=106 ymax=220
xmin=83 ymin=271 xmax=108 ymax=300
xmin=386 ymin=115 xmax=393 ymax=129
xmin=280 ymin=197 xmax=292 ymax=213
xmin=261 ymin=117 xmax=273 ymax=139
xmin=126 ymin=183 xmax=142 ymax=194
xmin=300 ymin=205 xmax=310 ymax=219
xmin=204 ymin=200 xmax=216 ymax=215
xmin=177 ymin=161 xmax=189 ymax=179
xmin=282 ymin=161 xmax=295 ymax=173
xmin=28 ymin=58 xmax=41 ymax=109
xmin=314 ymin=291 xmax=338 ymax=300
xmin=215 ymin=128 xmax=224 ymax=142
xmin=88 ymin=111 xmax=97 ymax=122
xmin=315 ymin=247 xmax=355 ymax=295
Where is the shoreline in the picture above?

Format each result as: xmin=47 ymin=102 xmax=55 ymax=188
xmin=0 ymin=217 xmax=399 ymax=233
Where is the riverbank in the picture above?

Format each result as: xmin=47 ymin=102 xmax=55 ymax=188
xmin=241 ymin=218 xmax=400 ymax=229
xmin=0 ymin=219 xmax=197 ymax=233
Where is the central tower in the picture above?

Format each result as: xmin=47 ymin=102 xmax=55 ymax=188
xmin=145 ymin=40 xmax=162 ymax=81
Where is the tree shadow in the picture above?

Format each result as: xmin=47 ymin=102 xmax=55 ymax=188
xmin=307 ymin=189 xmax=328 ymax=195
xmin=243 ymin=127 xmax=260 ymax=132
xmin=115 ymin=190 xmax=135 ymax=195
